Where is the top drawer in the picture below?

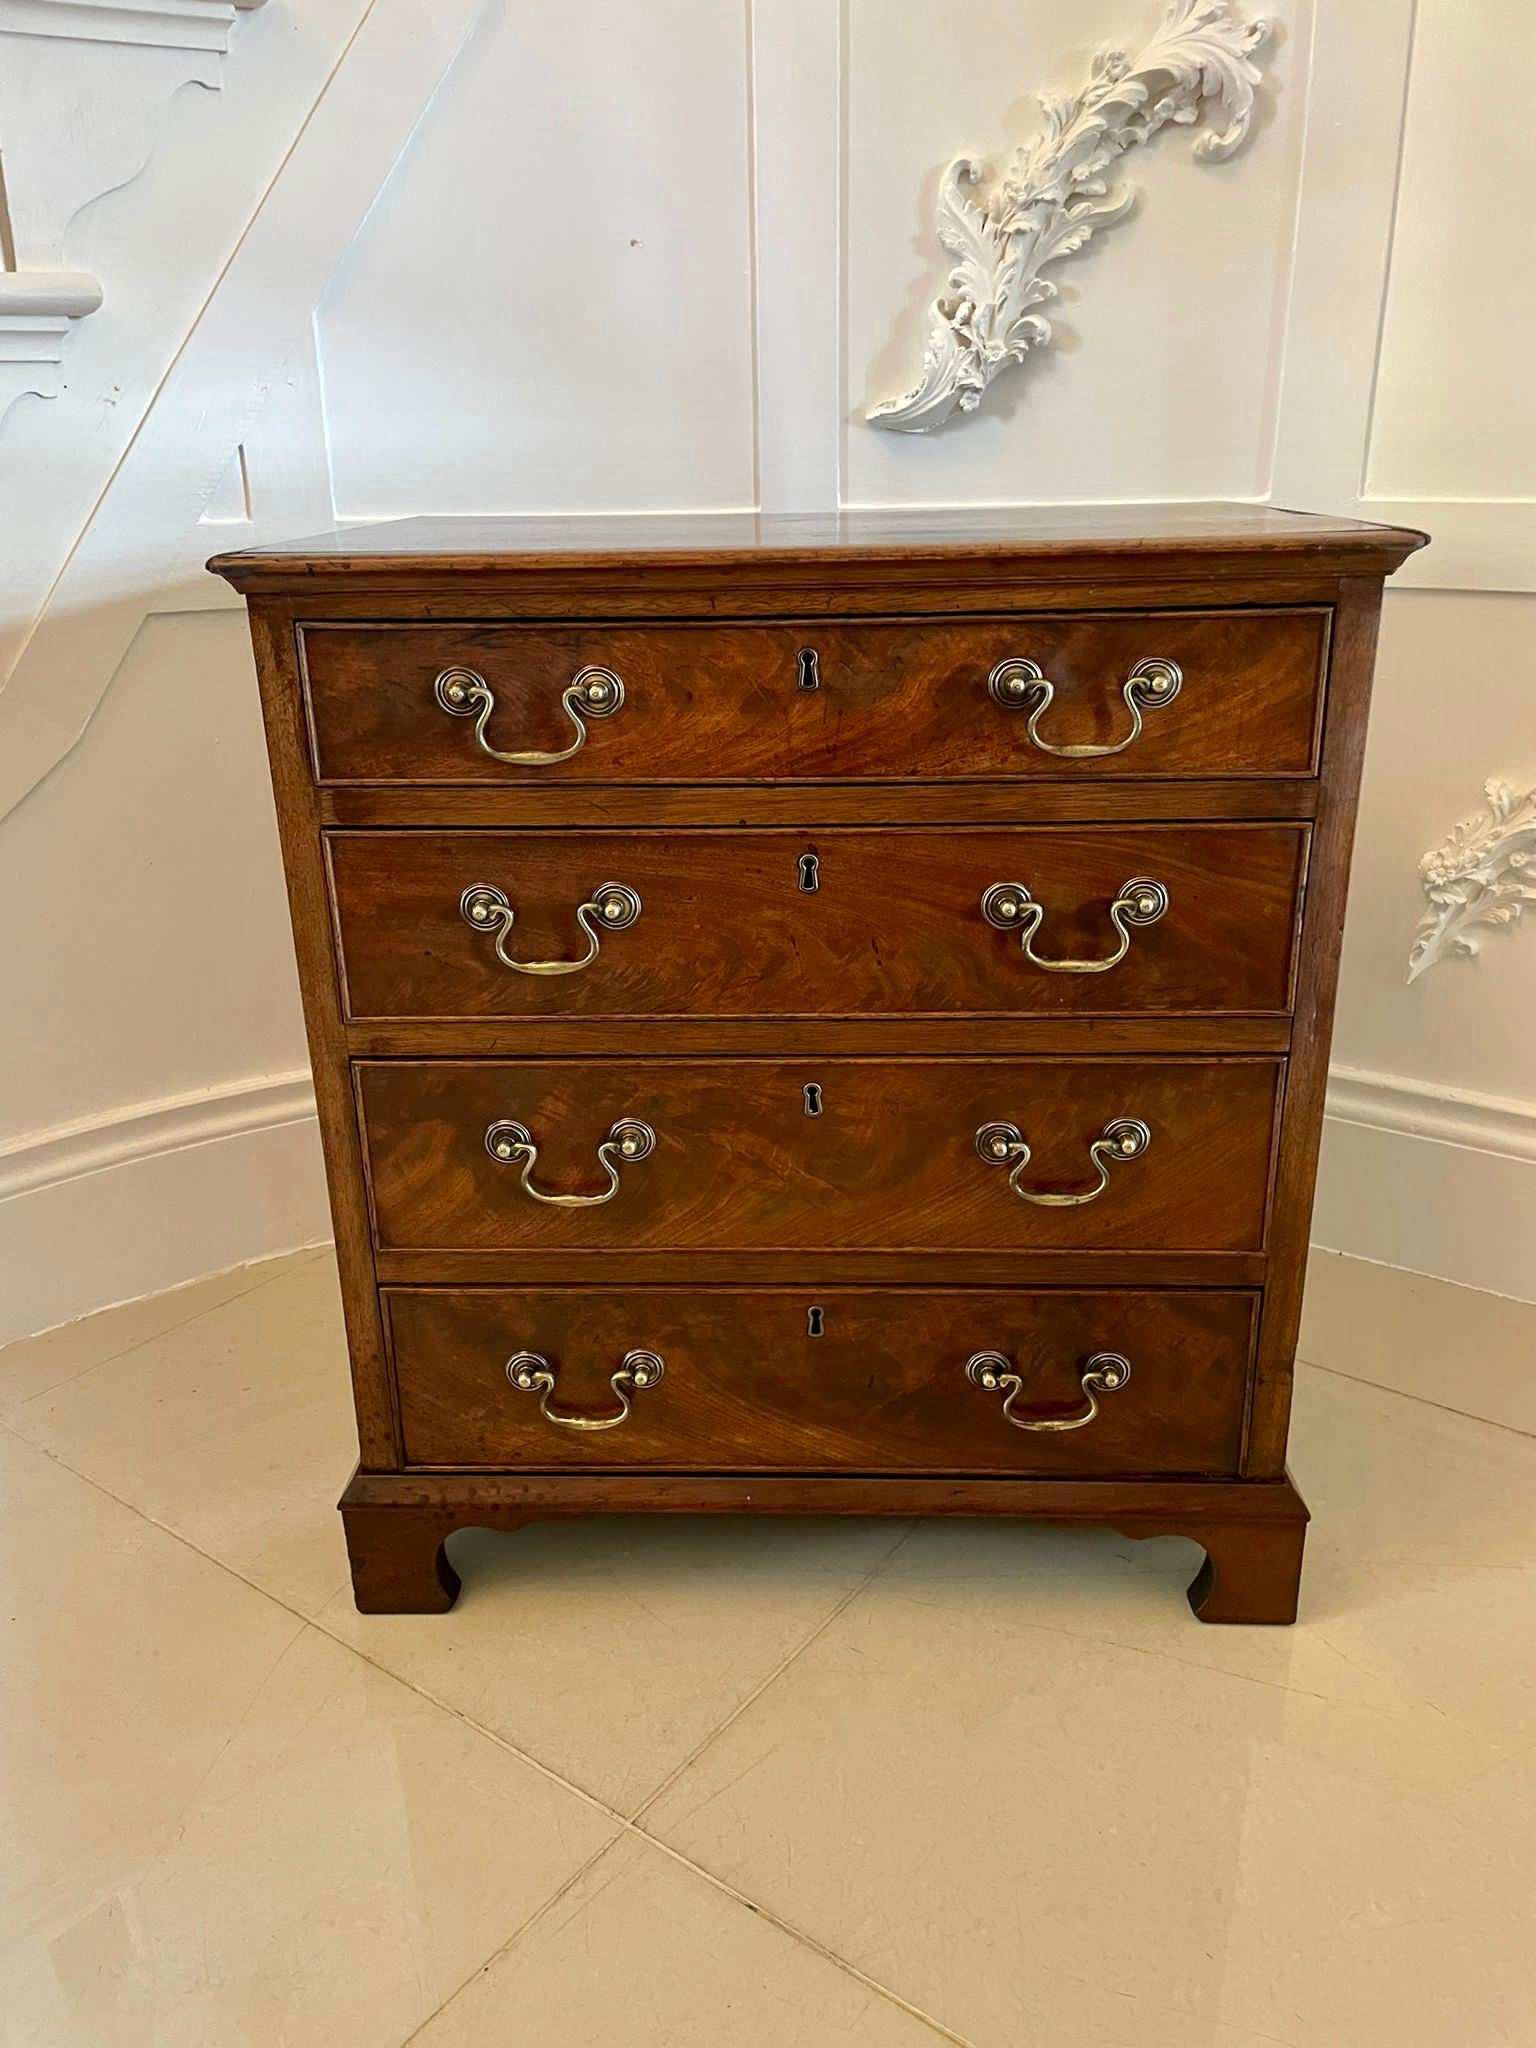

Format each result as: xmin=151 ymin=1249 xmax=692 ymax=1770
xmin=297 ymin=610 xmax=1329 ymax=786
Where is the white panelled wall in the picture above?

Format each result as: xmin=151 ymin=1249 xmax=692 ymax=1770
xmin=1 ymin=0 xmax=1532 ymax=1350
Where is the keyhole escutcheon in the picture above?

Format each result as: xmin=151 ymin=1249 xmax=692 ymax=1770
xmin=807 ymin=1306 xmax=825 ymax=1337
xmin=796 ymin=647 xmax=821 ymax=691
xmin=798 ymin=852 xmax=820 ymax=893
xmin=803 ymin=1082 xmax=823 ymax=1117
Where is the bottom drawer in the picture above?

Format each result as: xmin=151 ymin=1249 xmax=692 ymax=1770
xmin=385 ymin=1287 xmax=1257 ymax=1476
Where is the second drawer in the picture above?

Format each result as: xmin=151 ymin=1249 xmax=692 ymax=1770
xmin=357 ymin=1057 xmax=1282 ymax=1253
xmin=385 ymin=1286 xmax=1257 ymax=1475
xmin=329 ymin=825 xmax=1306 ymax=1021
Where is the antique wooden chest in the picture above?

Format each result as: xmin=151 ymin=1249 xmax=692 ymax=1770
xmin=212 ymin=505 xmax=1424 ymax=1621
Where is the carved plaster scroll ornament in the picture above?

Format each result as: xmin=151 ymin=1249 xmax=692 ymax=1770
xmin=867 ymin=0 xmax=1272 ymax=433
xmin=1408 ymin=780 xmax=1536 ymax=982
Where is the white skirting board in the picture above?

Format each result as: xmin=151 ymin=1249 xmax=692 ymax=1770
xmin=2 ymin=1061 xmax=1531 ymax=1381
xmin=1313 ymin=1066 xmax=1536 ymax=1309
xmin=0 ymin=1074 xmax=329 ymax=1347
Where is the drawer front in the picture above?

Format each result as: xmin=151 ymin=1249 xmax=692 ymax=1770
xmin=300 ymin=611 xmax=1327 ymax=785
xmin=357 ymin=1058 xmax=1281 ymax=1253
xmin=386 ymin=1286 xmax=1255 ymax=1475
xmin=330 ymin=825 xmax=1305 ymax=1021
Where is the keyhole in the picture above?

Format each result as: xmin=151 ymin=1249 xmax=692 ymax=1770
xmin=807 ymin=1306 xmax=825 ymax=1337
xmin=803 ymin=1082 xmax=823 ymax=1117
xmin=797 ymin=852 xmax=820 ymax=893
xmin=796 ymin=647 xmax=821 ymax=691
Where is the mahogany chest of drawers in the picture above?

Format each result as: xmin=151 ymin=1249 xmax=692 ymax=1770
xmin=212 ymin=506 xmax=1424 ymax=1623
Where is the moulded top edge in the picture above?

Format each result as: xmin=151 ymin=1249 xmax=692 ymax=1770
xmin=207 ymin=503 xmax=1429 ymax=592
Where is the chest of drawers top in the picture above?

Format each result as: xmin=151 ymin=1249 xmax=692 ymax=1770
xmin=210 ymin=501 xmax=1423 ymax=596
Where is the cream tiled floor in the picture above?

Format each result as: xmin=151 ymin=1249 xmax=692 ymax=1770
xmin=2 ymin=1250 xmax=1533 ymax=2046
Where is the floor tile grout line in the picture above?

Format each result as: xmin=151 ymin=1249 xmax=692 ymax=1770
xmin=1298 ymin=1355 xmax=1536 ymax=1441
xmin=628 ymin=1518 xmax=917 ymax=1825
xmin=395 ymin=1833 xmax=624 ymax=2048
xmin=396 ymin=1818 xmax=975 ymax=2048
xmin=21 ymin=1415 xmax=1370 ymax=1765
xmin=0 ymin=1251 xmax=323 ymax=1413
xmin=16 ymin=1428 xmax=650 ymax=1838
xmin=8 ymin=1409 xmax=1390 ymax=2044
xmin=616 ymin=1824 xmax=981 ymax=2048
xmin=0 ymin=1436 xmax=1334 ymax=2048
xmin=1 ymin=1406 xmax=1243 ymax=2048
xmin=845 ymin=1557 xmax=1390 ymax=1710
xmin=860 ymin=1514 xmax=923 ymax=1581
xmin=11 ymin=1271 xmax=1531 ymax=2048
xmin=304 ymin=1618 xmax=651 ymax=1832
xmin=12 ymin=1437 xmax=972 ymax=2046
xmin=15 ymin=1422 xmax=1416 ymax=1744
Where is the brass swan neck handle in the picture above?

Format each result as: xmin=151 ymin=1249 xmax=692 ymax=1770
xmin=975 ymin=1117 xmax=1151 ymax=1206
xmin=434 ymin=663 xmax=625 ymax=766
xmin=485 ymin=1117 xmax=655 ymax=1206
xmin=507 ymin=1349 xmax=665 ymax=1431
xmin=980 ymin=877 xmax=1168 ymax=974
xmin=966 ymin=1351 xmax=1131 ymax=1432
xmin=987 ymin=655 xmax=1181 ymax=759
xmin=460 ymin=882 xmax=641 ymax=977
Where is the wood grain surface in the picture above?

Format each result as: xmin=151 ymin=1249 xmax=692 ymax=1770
xmin=300 ymin=610 xmax=1328 ymax=784
xmin=356 ymin=1056 xmax=1282 ymax=1254
xmin=329 ymin=823 xmax=1305 ymax=1021
xmin=385 ymin=1285 xmax=1256 ymax=1476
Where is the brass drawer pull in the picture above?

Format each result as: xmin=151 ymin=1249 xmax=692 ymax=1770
xmin=507 ymin=1348 xmax=665 ymax=1431
xmin=980 ymin=875 xmax=1168 ymax=974
xmin=434 ymin=663 xmax=624 ymax=766
xmin=966 ymin=1350 xmax=1131 ymax=1432
xmin=976 ymin=1116 xmax=1150 ymax=1206
xmin=460 ymin=881 xmax=641 ymax=977
xmin=988 ymin=655 xmax=1181 ymax=758
xmin=484 ymin=1117 xmax=655 ymax=1206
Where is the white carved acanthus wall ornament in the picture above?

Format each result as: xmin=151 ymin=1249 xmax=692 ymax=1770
xmin=1409 ymin=780 xmax=1536 ymax=982
xmin=867 ymin=0 xmax=1272 ymax=433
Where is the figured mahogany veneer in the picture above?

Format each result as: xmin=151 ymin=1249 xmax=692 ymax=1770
xmin=356 ymin=1057 xmax=1282 ymax=1255
xmin=386 ymin=1287 xmax=1256 ymax=1476
xmin=328 ymin=824 xmax=1306 ymax=1022
xmin=298 ymin=609 xmax=1328 ymax=785
xmin=211 ymin=503 xmax=1426 ymax=1624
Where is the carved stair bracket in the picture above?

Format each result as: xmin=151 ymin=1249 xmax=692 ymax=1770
xmin=0 ymin=2 xmax=266 ymax=54
xmin=1409 ymin=779 xmax=1536 ymax=982
xmin=867 ymin=0 xmax=1272 ymax=433
xmin=0 ymin=0 xmax=267 ymax=416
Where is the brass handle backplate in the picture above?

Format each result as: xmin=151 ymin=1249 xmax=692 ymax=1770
xmin=981 ymin=876 xmax=1168 ymax=974
xmin=507 ymin=1348 xmax=665 ymax=1431
xmin=434 ymin=663 xmax=624 ymax=766
xmin=460 ymin=881 xmax=641 ymax=977
xmin=966 ymin=1350 xmax=1131 ymax=1432
xmin=485 ymin=1117 xmax=655 ymax=1206
xmin=975 ymin=1116 xmax=1151 ymax=1207
xmin=987 ymin=655 xmax=1181 ymax=758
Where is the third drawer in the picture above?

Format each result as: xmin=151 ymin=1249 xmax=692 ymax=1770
xmin=357 ymin=1056 xmax=1282 ymax=1253
xmin=329 ymin=824 xmax=1307 ymax=1020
